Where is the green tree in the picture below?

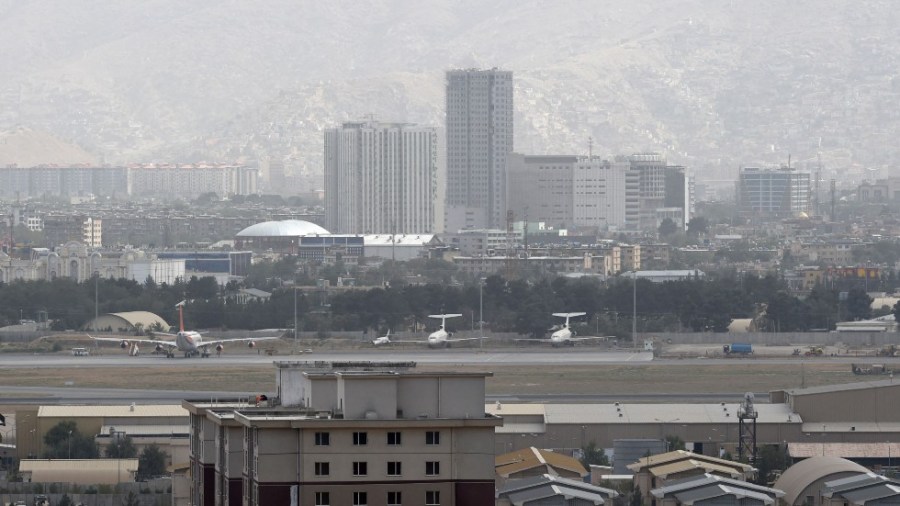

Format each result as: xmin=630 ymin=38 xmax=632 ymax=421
xmin=665 ymin=435 xmax=686 ymax=451
xmin=686 ymin=216 xmax=709 ymax=236
xmin=57 ymin=494 xmax=74 ymax=506
xmin=893 ymin=300 xmax=900 ymax=323
xmin=658 ymin=218 xmax=679 ymax=237
xmin=137 ymin=444 xmax=169 ymax=481
xmin=121 ymin=491 xmax=140 ymax=506
xmin=580 ymin=441 xmax=610 ymax=468
xmin=43 ymin=421 xmax=99 ymax=459
xmin=754 ymin=444 xmax=788 ymax=486
xmin=845 ymin=288 xmax=873 ymax=321
xmin=106 ymin=436 xmax=138 ymax=458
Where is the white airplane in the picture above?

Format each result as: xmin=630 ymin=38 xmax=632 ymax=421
xmin=90 ymin=301 xmax=280 ymax=358
xmin=371 ymin=329 xmax=392 ymax=346
xmin=386 ymin=314 xmax=489 ymax=348
xmin=516 ymin=312 xmax=611 ymax=347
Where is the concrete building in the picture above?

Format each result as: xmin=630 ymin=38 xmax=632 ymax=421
xmin=857 ymin=177 xmax=900 ymax=202
xmin=774 ymin=457 xmax=870 ymax=506
xmin=19 ymin=458 xmax=139 ymax=484
xmin=738 ymin=167 xmax=811 ymax=218
xmin=234 ymin=220 xmax=331 ymax=254
xmin=0 ymin=165 xmax=129 ymax=199
xmin=650 ymin=473 xmax=784 ymax=506
xmin=129 ymin=163 xmax=258 ymax=199
xmin=83 ymin=311 xmax=170 ymax=333
xmin=325 ymin=120 xmax=438 ymax=234
xmin=507 ymin=154 xmax=639 ymax=231
xmin=42 ymin=214 xmax=102 ymax=248
xmin=497 ymin=474 xmax=619 ymax=506
xmin=16 ymin=404 xmax=188 ymax=467
xmin=445 ymin=68 xmax=514 ymax=231
xmin=451 ymin=229 xmax=516 ymax=257
xmin=0 ymin=242 xmax=186 ymax=284
xmin=184 ymin=361 xmax=501 ymax=506
xmin=363 ymin=234 xmax=442 ymax=262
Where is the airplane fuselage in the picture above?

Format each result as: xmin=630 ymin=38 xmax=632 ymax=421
xmin=427 ymin=330 xmax=450 ymax=348
xmin=175 ymin=331 xmax=203 ymax=353
xmin=550 ymin=328 xmax=574 ymax=346
xmin=372 ymin=337 xmax=391 ymax=346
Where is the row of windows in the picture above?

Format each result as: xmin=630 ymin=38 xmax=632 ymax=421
xmin=315 ymin=460 xmax=441 ymax=477
xmin=315 ymin=431 xmax=440 ymax=446
xmin=315 ymin=490 xmax=440 ymax=506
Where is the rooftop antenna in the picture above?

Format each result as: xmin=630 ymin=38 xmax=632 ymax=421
xmin=830 ymin=179 xmax=836 ymax=222
xmin=588 ymin=136 xmax=593 ymax=158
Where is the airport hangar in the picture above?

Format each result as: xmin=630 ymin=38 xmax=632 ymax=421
xmin=489 ymin=379 xmax=900 ymax=459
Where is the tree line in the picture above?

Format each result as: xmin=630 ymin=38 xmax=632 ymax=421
xmin=0 ymin=271 xmax=879 ymax=338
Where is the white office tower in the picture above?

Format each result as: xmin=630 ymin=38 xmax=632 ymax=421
xmin=507 ymin=154 xmax=639 ymax=231
xmin=324 ymin=121 xmax=438 ymax=234
xmin=445 ymin=69 xmax=514 ymax=231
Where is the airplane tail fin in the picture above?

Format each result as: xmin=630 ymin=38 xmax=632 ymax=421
xmin=177 ymin=304 xmax=185 ymax=333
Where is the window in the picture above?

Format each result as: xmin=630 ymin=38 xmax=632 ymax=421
xmin=315 ymin=491 xmax=330 ymax=505
xmin=387 ymin=431 xmax=402 ymax=445
xmin=426 ymin=431 xmax=440 ymax=445
xmin=387 ymin=491 xmax=402 ymax=505
xmin=387 ymin=461 xmax=402 ymax=476
xmin=426 ymin=491 xmax=440 ymax=505
xmin=353 ymin=431 xmax=368 ymax=445
xmin=353 ymin=492 xmax=367 ymax=505
xmin=426 ymin=461 xmax=440 ymax=476
xmin=353 ymin=461 xmax=368 ymax=476
xmin=314 ymin=462 xmax=330 ymax=476
xmin=315 ymin=432 xmax=330 ymax=446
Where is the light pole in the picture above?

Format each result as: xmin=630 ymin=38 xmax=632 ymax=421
xmin=293 ymin=286 xmax=298 ymax=350
xmin=479 ymin=277 xmax=485 ymax=351
xmin=632 ymin=271 xmax=637 ymax=351
xmin=67 ymin=430 xmax=72 ymax=459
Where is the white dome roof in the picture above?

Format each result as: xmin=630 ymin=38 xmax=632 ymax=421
xmin=236 ymin=220 xmax=330 ymax=237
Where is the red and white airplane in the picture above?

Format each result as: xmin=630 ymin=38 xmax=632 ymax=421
xmin=90 ymin=301 xmax=280 ymax=358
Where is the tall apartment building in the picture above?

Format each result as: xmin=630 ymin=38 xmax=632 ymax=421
xmin=324 ymin=121 xmax=438 ymax=234
xmin=622 ymin=154 xmax=694 ymax=230
xmin=507 ymin=154 xmax=639 ymax=231
xmin=130 ymin=164 xmax=258 ymax=199
xmin=0 ymin=165 xmax=257 ymax=199
xmin=738 ymin=167 xmax=810 ymax=217
xmin=445 ymin=68 xmax=514 ymax=232
xmin=42 ymin=215 xmax=101 ymax=248
xmin=184 ymin=362 xmax=500 ymax=506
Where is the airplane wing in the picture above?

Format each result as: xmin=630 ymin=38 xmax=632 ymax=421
xmin=197 ymin=336 xmax=281 ymax=349
xmin=445 ymin=336 xmax=489 ymax=343
xmin=148 ymin=331 xmax=177 ymax=339
xmin=88 ymin=335 xmax=178 ymax=350
xmin=386 ymin=338 xmax=432 ymax=344
xmin=514 ymin=338 xmax=550 ymax=343
xmin=567 ymin=336 xmax=611 ymax=342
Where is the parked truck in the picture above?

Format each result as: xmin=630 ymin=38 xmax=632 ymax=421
xmin=723 ymin=343 xmax=753 ymax=355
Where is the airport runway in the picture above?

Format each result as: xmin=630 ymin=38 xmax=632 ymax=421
xmin=0 ymin=349 xmax=655 ymax=367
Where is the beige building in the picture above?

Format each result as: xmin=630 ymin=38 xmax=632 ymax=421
xmin=495 ymin=446 xmax=587 ymax=487
xmin=19 ymin=458 xmax=138 ymax=484
xmin=16 ymin=404 xmax=188 ymax=468
xmin=627 ymin=450 xmax=754 ymax=504
xmin=184 ymin=362 xmax=501 ymax=506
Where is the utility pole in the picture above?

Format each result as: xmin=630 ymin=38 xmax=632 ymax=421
xmin=293 ymin=286 xmax=298 ymax=351
xmin=479 ymin=278 xmax=485 ymax=351
xmin=632 ymin=271 xmax=638 ymax=350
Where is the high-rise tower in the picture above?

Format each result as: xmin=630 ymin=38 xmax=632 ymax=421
xmin=324 ymin=120 xmax=437 ymax=234
xmin=445 ymin=69 xmax=514 ymax=231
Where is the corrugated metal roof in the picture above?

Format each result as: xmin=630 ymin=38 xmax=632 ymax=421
xmin=99 ymin=424 xmax=189 ymax=436
xmin=496 ymin=422 xmax=546 ymax=434
xmin=541 ymin=403 xmax=797 ymax=425
xmin=496 ymin=447 xmax=587 ymax=478
xmin=39 ymin=404 xmax=188 ymax=418
xmin=773 ymin=457 xmax=868 ymax=505
xmin=649 ymin=459 xmax=743 ymax=479
xmin=675 ymin=484 xmax=776 ymax=505
xmin=629 ymin=450 xmax=754 ymax=473
xmin=506 ymin=484 xmax=606 ymax=505
xmin=486 ymin=403 xmax=546 ymax=416
xmin=841 ymin=483 xmax=900 ymax=504
xmin=783 ymin=379 xmax=900 ymax=396
xmin=364 ymin=234 xmax=438 ymax=246
xmin=236 ymin=220 xmax=329 ymax=237
xmin=651 ymin=473 xmax=784 ymax=499
xmin=800 ymin=422 xmax=900 ymax=433
xmin=499 ymin=474 xmax=619 ymax=501
xmin=789 ymin=442 xmax=900 ymax=458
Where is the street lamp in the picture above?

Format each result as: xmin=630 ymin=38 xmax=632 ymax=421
xmin=479 ymin=277 xmax=486 ymax=351
xmin=67 ymin=430 xmax=72 ymax=459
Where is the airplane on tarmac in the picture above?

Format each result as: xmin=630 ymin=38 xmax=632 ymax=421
xmin=90 ymin=301 xmax=280 ymax=358
xmin=377 ymin=314 xmax=489 ymax=348
xmin=516 ymin=312 xmax=611 ymax=347
xmin=371 ymin=329 xmax=392 ymax=346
